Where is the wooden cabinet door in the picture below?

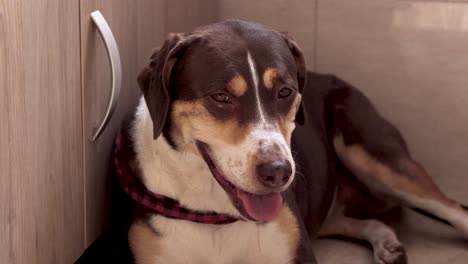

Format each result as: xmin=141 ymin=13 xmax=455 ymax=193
xmin=0 ymin=1 xmax=84 ymax=263
xmin=80 ymin=0 xmax=166 ymax=245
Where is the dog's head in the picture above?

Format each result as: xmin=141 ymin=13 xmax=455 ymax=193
xmin=138 ymin=20 xmax=306 ymax=222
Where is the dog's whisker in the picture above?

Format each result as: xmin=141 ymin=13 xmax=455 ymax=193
xmin=295 ymin=170 xmax=306 ymax=181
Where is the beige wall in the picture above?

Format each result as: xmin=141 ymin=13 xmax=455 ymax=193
xmin=216 ymin=0 xmax=316 ymax=69
xmin=163 ymin=0 xmax=317 ymax=67
xmin=165 ymin=0 xmax=219 ymax=33
xmin=315 ymin=1 xmax=468 ymax=201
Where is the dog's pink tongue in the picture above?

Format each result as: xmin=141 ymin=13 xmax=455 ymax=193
xmin=238 ymin=192 xmax=283 ymax=222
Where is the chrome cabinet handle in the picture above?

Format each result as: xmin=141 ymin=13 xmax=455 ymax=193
xmin=90 ymin=10 xmax=122 ymax=141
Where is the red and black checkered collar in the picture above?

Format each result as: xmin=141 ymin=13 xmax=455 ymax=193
xmin=113 ymin=129 xmax=240 ymax=225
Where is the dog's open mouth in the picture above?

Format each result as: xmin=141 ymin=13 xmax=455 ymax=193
xmin=196 ymin=141 xmax=283 ymax=222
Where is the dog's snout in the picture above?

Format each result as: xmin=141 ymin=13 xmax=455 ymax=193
xmin=256 ymin=160 xmax=292 ymax=189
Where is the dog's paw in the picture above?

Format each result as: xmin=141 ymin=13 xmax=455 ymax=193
xmin=373 ymin=239 xmax=407 ymax=264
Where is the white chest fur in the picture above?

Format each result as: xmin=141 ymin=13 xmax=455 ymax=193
xmin=147 ymin=215 xmax=293 ymax=264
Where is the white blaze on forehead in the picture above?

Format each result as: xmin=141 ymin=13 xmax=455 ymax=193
xmin=247 ymin=51 xmax=266 ymax=123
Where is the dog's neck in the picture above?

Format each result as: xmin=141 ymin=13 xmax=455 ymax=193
xmin=131 ymin=98 xmax=240 ymax=217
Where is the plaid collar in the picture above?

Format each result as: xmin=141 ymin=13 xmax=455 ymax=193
xmin=113 ymin=130 xmax=240 ymax=225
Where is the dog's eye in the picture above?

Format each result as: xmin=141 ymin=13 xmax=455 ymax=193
xmin=211 ymin=93 xmax=231 ymax=103
xmin=278 ymin=88 xmax=293 ymax=99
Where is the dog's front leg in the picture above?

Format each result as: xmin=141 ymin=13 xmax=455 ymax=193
xmin=283 ymin=191 xmax=318 ymax=264
xmin=295 ymin=236 xmax=318 ymax=264
xmin=318 ymin=213 xmax=407 ymax=264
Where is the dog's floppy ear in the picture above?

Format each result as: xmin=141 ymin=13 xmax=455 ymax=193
xmin=137 ymin=33 xmax=198 ymax=139
xmin=281 ymin=32 xmax=307 ymax=125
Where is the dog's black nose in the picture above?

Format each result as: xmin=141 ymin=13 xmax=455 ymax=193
xmin=256 ymin=160 xmax=292 ymax=189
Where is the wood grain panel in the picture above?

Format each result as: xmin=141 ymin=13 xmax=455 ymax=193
xmin=0 ymin=0 xmax=84 ymax=263
xmin=80 ymin=0 xmax=165 ymax=245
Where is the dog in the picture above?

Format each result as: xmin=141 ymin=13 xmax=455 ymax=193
xmin=117 ymin=20 xmax=468 ymax=264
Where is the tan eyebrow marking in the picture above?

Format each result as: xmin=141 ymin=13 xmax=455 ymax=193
xmin=263 ymin=67 xmax=279 ymax=90
xmin=228 ymin=75 xmax=247 ymax=97
xmin=172 ymin=100 xmax=251 ymax=144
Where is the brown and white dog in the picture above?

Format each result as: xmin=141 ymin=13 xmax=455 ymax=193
xmin=122 ymin=20 xmax=468 ymax=264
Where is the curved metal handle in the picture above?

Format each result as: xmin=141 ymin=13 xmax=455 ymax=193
xmin=90 ymin=10 xmax=122 ymax=141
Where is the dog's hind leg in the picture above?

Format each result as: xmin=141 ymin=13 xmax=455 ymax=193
xmin=324 ymin=76 xmax=468 ymax=240
xmin=333 ymin=134 xmax=468 ymax=239
xmin=318 ymin=212 xmax=407 ymax=264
